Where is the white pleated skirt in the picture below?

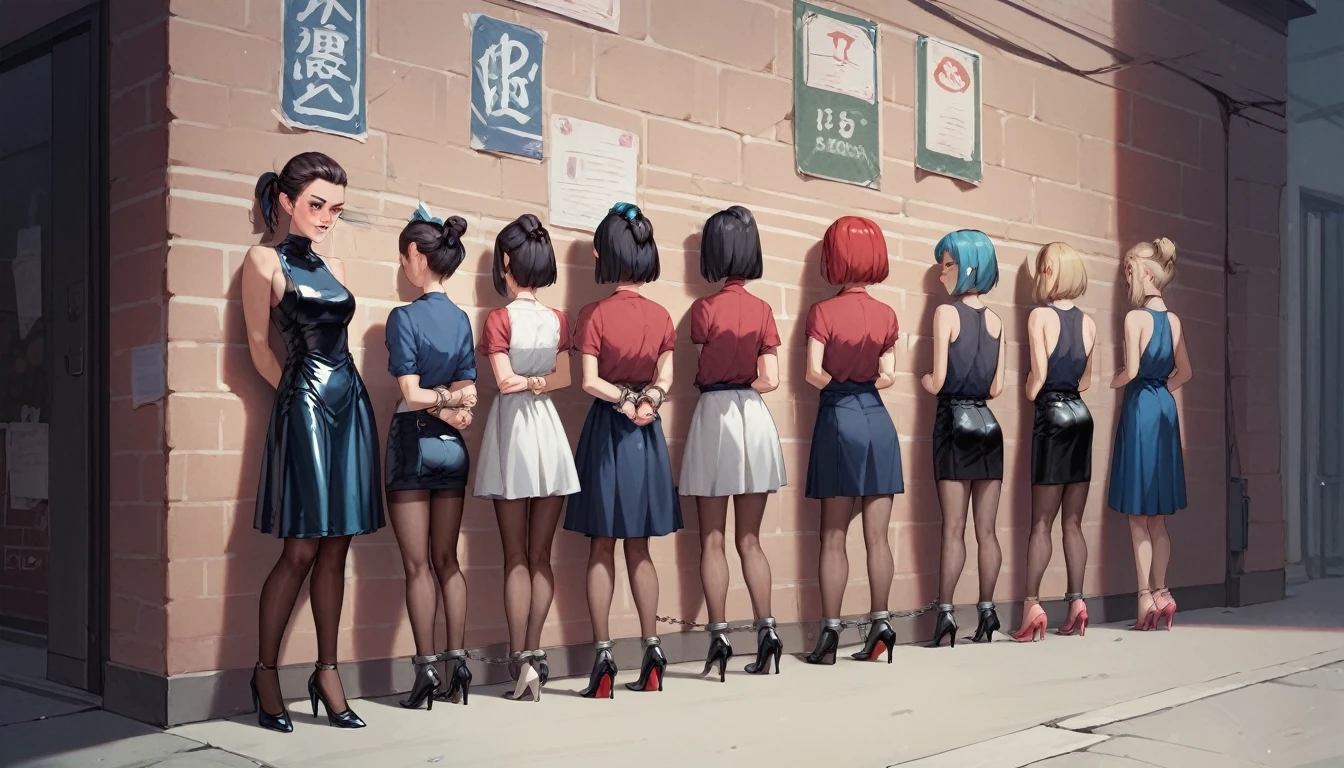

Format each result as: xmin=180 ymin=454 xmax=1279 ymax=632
xmin=473 ymin=392 xmax=580 ymax=500
xmin=679 ymin=388 xmax=787 ymax=497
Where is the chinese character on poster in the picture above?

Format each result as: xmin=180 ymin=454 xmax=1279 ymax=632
xmin=281 ymin=0 xmax=366 ymax=141
xmin=470 ymin=15 xmax=545 ymax=160
xmin=515 ymin=0 xmax=619 ymax=33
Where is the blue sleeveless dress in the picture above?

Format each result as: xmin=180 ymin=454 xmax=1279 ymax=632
xmin=254 ymin=235 xmax=385 ymax=538
xmin=1107 ymin=309 xmax=1187 ymax=516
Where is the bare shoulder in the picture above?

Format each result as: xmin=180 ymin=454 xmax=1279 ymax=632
xmin=933 ymin=303 xmax=958 ymax=323
xmin=1027 ymin=306 xmax=1050 ymax=327
xmin=245 ymin=244 xmax=279 ymax=272
xmin=1123 ymin=308 xmax=1151 ymax=328
xmin=1166 ymin=311 xmax=1184 ymax=339
xmin=984 ymin=308 xmax=1004 ymax=337
xmin=1081 ymin=310 xmax=1098 ymax=337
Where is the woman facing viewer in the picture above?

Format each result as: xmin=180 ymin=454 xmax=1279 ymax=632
xmin=384 ymin=205 xmax=478 ymax=710
xmin=475 ymin=214 xmax=579 ymax=702
xmin=563 ymin=202 xmax=683 ymax=697
xmin=802 ymin=216 xmax=903 ymax=666
xmin=243 ymin=152 xmax=383 ymax=732
xmin=1109 ymin=237 xmax=1190 ymax=630
xmin=1013 ymin=242 xmax=1097 ymax=642
xmin=923 ymin=229 xmax=1007 ymax=648
xmin=681 ymin=206 xmax=788 ymax=680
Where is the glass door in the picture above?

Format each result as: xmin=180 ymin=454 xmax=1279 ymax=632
xmin=1303 ymin=201 xmax=1344 ymax=579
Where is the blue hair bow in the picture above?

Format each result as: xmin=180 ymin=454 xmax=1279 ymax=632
xmin=609 ymin=202 xmax=641 ymax=222
xmin=411 ymin=203 xmax=443 ymax=226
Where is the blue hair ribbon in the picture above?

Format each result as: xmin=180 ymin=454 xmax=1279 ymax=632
xmin=411 ymin=202 xmax=443 ymax=226
xmin=609 ymin=202 xmax=641 ymax=222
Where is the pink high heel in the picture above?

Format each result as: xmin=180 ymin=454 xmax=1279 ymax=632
xmin=1057 ymin=593 xmax=1088 ymax=637
xmin=1011 ymin=600 xmax=1047 ymax=642
xmin=1155 ymin=587 xmax=1176 ymax=629
xmin=1131 ymin=589 xmax=1157 ymax=631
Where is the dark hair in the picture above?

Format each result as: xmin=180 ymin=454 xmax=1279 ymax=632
xmin=400 ymin=215 xmax=469 ymax=278
xmin=492 ymin=214 xmax=558 ymax=297
xmin=254 ymin=152 xmax=348 ymax=232
xmin=593 ymin=202 xmax=659 ymax=285
xmin=700 ymin=205 xmax=763 ymax=283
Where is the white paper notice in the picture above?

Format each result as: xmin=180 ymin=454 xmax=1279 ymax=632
xmin=514 ymin=0 xmax=619 ymax=33
xmin=922 ymin=39 xmax=978 ymax=162
xmin=548 ymin=114 xmax=639 ymax=232
xmin=131 ymin=344 xmax=166 ymax=408
xmin=6 ymin=422 xmax=48 ymax=503
xmin=13 ymin=226 xmax=41 ymax=340
xmin=803 ymin=13 xmax=877 ymax=104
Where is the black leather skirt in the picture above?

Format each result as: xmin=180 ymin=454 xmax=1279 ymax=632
xmin=385 ymin=411 xmax=469 ymax=492
xmin=1031 ymin=390 xmax=1093 ymax=485
xmin=932 ymin=396 xmax=1004 ymax=482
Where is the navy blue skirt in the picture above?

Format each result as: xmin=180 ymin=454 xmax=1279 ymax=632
xmin=563 ymin=398 xmax=683 ymax=539
xmin=385 ymin=411 xmax=469 ymax=492
xmin=805 ymin=381 xmax=904 ymax=499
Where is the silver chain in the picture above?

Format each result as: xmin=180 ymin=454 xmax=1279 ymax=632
xmin=464 ymin=651 xmax=516 ymax=666
xmin=658 ymin=598 xmax=940 ymax=642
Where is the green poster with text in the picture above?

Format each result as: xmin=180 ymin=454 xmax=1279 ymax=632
xmin=792 ymin=1 xmax=881 ymax=189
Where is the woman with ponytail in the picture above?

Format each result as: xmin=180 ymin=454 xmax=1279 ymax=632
xmin=383 ymin=204 xmax=479 ymax=710
xmin=474 ymin=214 xmax=578 ymax=703
xmin=1109 ymin=237 xmax=1190 ymax=631
xmin=244 ymin=152 xmax=383 ymax=732
xmin=564 ymin=203 xmax=682 ymax=699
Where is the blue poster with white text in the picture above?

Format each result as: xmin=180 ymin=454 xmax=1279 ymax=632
xmin=470 ymin=15 xmax=545 ymax=160
xmin=281 ymin=0 xmax=366 ymax=141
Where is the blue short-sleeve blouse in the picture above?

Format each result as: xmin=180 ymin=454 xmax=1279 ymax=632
xmin=385 ymin=292 xmax=476 ymax=389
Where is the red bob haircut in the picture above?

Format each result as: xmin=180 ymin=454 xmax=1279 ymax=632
xmin=821 ymin=216 xmax=889 ymax=286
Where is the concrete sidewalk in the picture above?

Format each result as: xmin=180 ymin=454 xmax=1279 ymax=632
xmin=5 ymin=579 xmax=1343 ymax=768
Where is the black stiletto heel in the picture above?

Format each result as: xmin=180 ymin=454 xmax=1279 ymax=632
xmin=851 ymin=613 xmax=896 ymax=663
xmin=701 ymin=624 xmax=732 ymax=682
xmin=307 ymin=662 xmax=366 ymax=728
xmin=928 ymin=606 xmax=957 ymax=648
xmin=398 ymin=655 xmax=441 ymax=711
xmin=250 ymin=663 xmax=293 ymax=733
xmin=804 ymin=621 xmax=840 ymax=665
xmin=580 ymin=641 xmax=617 ymax=699
xmin=626 ymin=637 xmax=667 ymax=692
xmin=434 ymin=651 xmax=472 ymax=705
xmin=970 ymin=602 xmax=1000 ymax=643
xmin=744 ymin=617 xmax=783 ymax=674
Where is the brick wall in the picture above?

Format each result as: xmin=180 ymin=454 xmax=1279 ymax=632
xmin=147 ymin=0 xmax=1285 ymax=678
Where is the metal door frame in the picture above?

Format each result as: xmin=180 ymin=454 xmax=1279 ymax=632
xmin=0 ymin=4 xmax=108 ymax=694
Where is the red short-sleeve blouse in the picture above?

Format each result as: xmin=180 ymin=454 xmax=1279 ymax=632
xmin=805 ymin=288 xmax=899 ymax=383
xmin=690 ymin=280 xmax=780 ymax=388
xmin=573 ymin=290 xmax=676 ymax=385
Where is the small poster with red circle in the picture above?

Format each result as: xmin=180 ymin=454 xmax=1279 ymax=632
xmin=916 ymin=36 xmax=983 ymax=184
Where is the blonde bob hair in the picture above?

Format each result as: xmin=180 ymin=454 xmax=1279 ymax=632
xmin=1123 ymin=237 xmax=1177 ymax=308
xmin=1033 ymin=242 xmax=1088 ymax=304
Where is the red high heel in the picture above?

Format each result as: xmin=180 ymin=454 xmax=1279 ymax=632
xmin=1131 ymin=589 xmax=1157 ymax=631
xmin=1010 ymin=600 xmax=1047 ymax=642
xmin=1155 ymin=588 xmax=1176 ymax=629
xmin=1057 ymin=593 xmax=1088 ymax=637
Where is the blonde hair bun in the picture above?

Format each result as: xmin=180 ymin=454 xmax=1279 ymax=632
xmin=1153 ymin=237 xmax=1177 ymax=267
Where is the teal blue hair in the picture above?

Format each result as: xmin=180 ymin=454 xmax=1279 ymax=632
xmin=934 ymin=229 xmax=999 ymax=295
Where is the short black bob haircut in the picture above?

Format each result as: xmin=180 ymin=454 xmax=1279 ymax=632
xmin=700 ymin=205 xmax=763 ymax=282
xmin=593 ymin=202 xmax=659 ymax=285
xmin=492 ymin=214 xmax=558 ymax=297
xmin=399 ymin=212 xmax=468 ymax=279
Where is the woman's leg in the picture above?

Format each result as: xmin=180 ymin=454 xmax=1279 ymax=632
xmin=732 ymin=493 xmax=772 ymax=619
xmin=525 ymin=496 xmax=565 ymax=651
xmin=936 ymin=480 xmax=972 ymax=603
xmin=859 ymin=495 xmax=895 ymax=613
xmin=1148 ymin=515 xmax=1172 ymax=603
xmin=624 ymin=537 xmax=659 ymax=638
xmin=310 ymin=535 xmax=354 ymax=711
xmin=818 ymin=497 xmax=854 ymax=619
xmin=429 ymin=490 xmax=467 ymax=651
xmin=1060 ymin=483 xmax=1090 ymax=596
xmin=970 ymin=479 xmax=1004 ymax=603
xmin=1127 ymin=515 xmax=1157 ymax=617
xmin=494 ymin=498 xmax=530 ymax=654
xmin=389 ymin=490 xmax=436 ymax=655
xmin=696 ymin=496 xmax=731 ymax=625
xmin=255 ymin=538 xmax=319 ymax=712
xmin=586 ymin=537 xmax=617 ymax=641
xmin=1024 ymin=485 xmax=1064 ymax=599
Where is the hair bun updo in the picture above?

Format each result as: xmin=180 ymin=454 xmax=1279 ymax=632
xmin=1152 ymin=236 xmax=1177 ymax=267
xmin=440 ymin=215 xmax=468 ymax=248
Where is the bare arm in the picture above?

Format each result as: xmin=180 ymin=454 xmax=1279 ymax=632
xmin=1025 ymin=308 xmax=1049 ymax=401
xmin=242 ymin=246 xmax=283 ymax=389
xmin=324 ymin=254 xmax=347 ymax=285
xmin=804 ymin=338 xmax=832 ymax=390
xmin=396 ymin=375 xmax=477 ymax=411
xmin=989 ymin=328 xmax=1008 ymax=399
xmin=543 ymin=351 xmax=572 ymax=393
xmin=580 ymin=354 xmax=624 ymax=402
xmin=752 ymin=353 xmax=780 ymax=394
xmin=875 ymin=347 xmax=897 ymax=390
xmin=1168 ymin=317 xmax=1193 ymax=392
xmin=489 ymin=352 xmax=531 ymax=395
xmin=1078 ymin=315 xmax=1096 ymax=393
xmin=1111 ymin=311 xmax=1145 ymax=389
xmin=921 ymin=304 xmax=954 ymax=394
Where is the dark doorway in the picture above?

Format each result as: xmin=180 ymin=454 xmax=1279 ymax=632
xmin=0 ymin=9 xmax=106 ymax=696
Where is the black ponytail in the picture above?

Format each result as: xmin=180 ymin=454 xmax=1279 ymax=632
xmin=492 ymin=214 xmax=557 ymax=296
xmin=254 ymin=152 xmax=348 ymax=233
xmin=594 ymin=202 xmax=660 ymax=285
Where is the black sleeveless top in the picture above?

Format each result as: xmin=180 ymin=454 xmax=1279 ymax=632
xmin=939 ymin=302 xmax=998 ymax=398
xmin=1042 ymin=305 xmax=1086 ymax=393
